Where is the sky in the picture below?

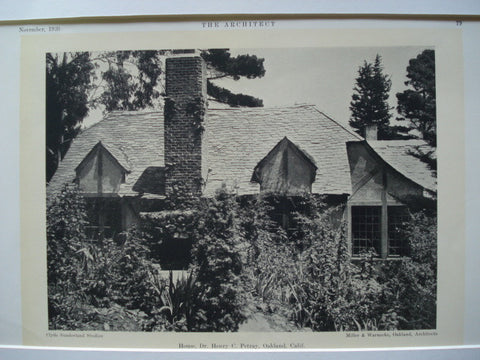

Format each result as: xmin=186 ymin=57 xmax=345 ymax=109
xmin=83 ymin=46 xmax=432 ymax=129
xmin=213 ymin=47 xmax=431 ymax=128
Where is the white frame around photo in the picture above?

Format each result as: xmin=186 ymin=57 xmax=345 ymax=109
xmin=1 ymin=4 xmax=480 ymax=359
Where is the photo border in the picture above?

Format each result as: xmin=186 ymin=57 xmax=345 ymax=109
xmin=0 ymin=8 xmax=476 ymax=359
xmin=20 ymin=25 xmax=464 ymax=349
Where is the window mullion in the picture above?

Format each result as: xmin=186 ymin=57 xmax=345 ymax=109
xmin=381 ymin=169 xmax=388 ymax=259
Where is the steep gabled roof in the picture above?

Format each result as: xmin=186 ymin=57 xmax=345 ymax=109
xmin=367 ymin=140 xmax=436 ymax=192
xmin=48 ymin=110 xmax=164 ymax=197
xmin=48 ymin=104 xmax=435 ymax=200
xmin=75 ymin=141 xmax=130 ymax=175
xmin=203 ymin=105 xmax=361 ymax=196
xmin=251 ymin=136 xmax=317 ymax=183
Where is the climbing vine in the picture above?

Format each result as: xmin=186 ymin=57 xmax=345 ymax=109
xmin=186 ymin=96 xmax=206 ymax=134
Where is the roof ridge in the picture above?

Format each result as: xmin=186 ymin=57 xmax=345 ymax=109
xmin=312 ymin=107 xmax=363 ymax=140
xmin=207 ymin=104 xmax=317 ymax=111
xmin=105 ymin=109 xmax=163 ymax=116
xmin=368 ymin=139 xmax=429 ymax=145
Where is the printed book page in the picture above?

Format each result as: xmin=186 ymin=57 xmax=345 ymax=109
xmin=19 ymin=22 xmax=464 ymax=349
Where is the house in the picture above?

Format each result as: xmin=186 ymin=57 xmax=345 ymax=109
xmin=47 ymin=55 xmax=436 ymax=266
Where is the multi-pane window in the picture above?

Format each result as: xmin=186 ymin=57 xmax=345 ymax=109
xmin=388 ymin=206 xmax=410 ymax=256
xmin=268 ymin=196 xmax=303 ymax=237
xmin=351 ymin=206 xmax=382 ymax=256
xmin=351 ymin=205 xmax=410 ymax=257
xmin=85 ymin=198 xmax=122 ymax=240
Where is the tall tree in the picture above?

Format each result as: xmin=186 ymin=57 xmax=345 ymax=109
xmin=396 ymin=49 xmax=436 ymax=147
xmin=46 ymin=52 xmax=94 ymax=182
xmin=349 ymin=55 xmax=403 ymax=140
xmin=96 ymin=50 xmax=163 ymax=112
xmin=396 ymin=49 xmax=436 ymax=173
xmin=46 ymin=49 xmax=266 ymax=182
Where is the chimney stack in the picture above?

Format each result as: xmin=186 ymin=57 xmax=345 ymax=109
xmin=365 ymin=124 xmax=378 ymax=141
xmin=164 ymin=56 xmax=207 ymax=196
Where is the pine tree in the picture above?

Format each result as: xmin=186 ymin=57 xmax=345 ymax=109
xmin=396 ymin=49 xmax=437 ymax=173
xmin=349 ymin=55 xmax=395 ymax=139
xmin=396 ymin=49 xmax=436 ymax=147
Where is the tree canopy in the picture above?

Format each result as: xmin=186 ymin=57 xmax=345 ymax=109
xmin=349 ymin=55 xmax=393 ymax=139
xmin=396 ymin=49 xmax=436 ymax=147
xmin=396 ymin=49 xmax=436 ymax=173
xmin=201 ymin=49 xmax=265 ymax=107
xmin=46 ymin=52 xmax=94 ymax=182
xmin=46 ymin=49 xmax=266 ymax=182
xmin=349 ymin=55 xmax=412 ymax=140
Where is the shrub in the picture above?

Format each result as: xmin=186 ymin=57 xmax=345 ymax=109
xmin=47 ymin=182 xmax=436 ymax=332
xmin=379 ymin=210 xmax=437 ymax=329
xmin=47 ymin=185 xmax=162 ymax=330
xmin=146 ymin=271 xmax=206 ymax=331
xmin=190 ymin=186 xmax=251 ymax=331
xmin=241 ymin=194 xmax=388 ymax=331
xmin=47 ymin=184 xmax=88 ymax=289
xmin=289 ymin=200 xmax=384 ymax=331
xmin=77 ymin=227 xmax=161 ymax=312
xmin=47 ymin=184 xmax=89 ymax=327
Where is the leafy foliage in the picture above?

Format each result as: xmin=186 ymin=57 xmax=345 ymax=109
xmin=97 ymin=51 xmax=162 ymax=112
xmin=46 ymin=53 xmax=95 ymax=182
xmin=396 ymin=49 xmax=437 ymax=173
xmin=47 ymin=185 xmax=161 ymax=330
xmin=191 ymin=186 xmax=252 ymax=331
xmin=396 ymin=50 xmax=436 ymax=146
xmin=201 ymin=49 xmax=265 ymax=80
xmin=47 ymin=184 xmax=436 ymax=332
xmin=201 ymin=49 xmax=265 ymax=107
xmin=46 ymin=49 xmax=266 ymax=182
xmin=379 ymin=211 xmax=437 ymax=330
xmin=207 ymin=81 xmax=263 ymax=107
xmin=241 ymin=194 xmax=437 ymax=332
xmin=244 ymin=195 xmax=383 ymax=331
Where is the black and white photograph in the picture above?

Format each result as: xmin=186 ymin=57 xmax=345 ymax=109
xmin=45 ymin=46 xmax=438 ymax=334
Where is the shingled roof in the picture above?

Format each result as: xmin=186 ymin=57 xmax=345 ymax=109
xmin=367 ymin=140 xmax=436 ymax=192
xmin=203 ymin=105 xmax=361 ymax=196
xmin=48 ymin=111 xmax=165 ymax=197
xmin=48 ymin=104 xmax=435 ymax=199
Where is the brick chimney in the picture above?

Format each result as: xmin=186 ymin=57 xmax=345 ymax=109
xmin=365 ymin=124 xmax=378 ymax=141
xmin=164 ymin=56 xmax=207 ymax=196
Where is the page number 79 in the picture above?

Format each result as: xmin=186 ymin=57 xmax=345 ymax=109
xmin=456 ymin=21 xmax=463 ymax=26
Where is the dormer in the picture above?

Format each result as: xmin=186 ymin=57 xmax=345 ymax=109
xmin=251 ymin=137 xmax=317 ymax=196
xmin=75 ymin=141 xmax=130 ymax=196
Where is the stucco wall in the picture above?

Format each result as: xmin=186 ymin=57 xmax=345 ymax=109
xmin=77 ymin=147 xmax=124 ymax=194
xmin=347 ymin=141 xmax=423 ymax=205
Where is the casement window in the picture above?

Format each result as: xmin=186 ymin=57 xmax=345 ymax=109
xmin=387 ymin=206 xmax=410 ymax=256
xmin=351 ymin=205 xmax=409 ymax=257
xmin=351 ymin=206 xmax=382 ymax=256
xmin=85 ymin=197 xmax=122 ymax=240
xmin=268 ymin=196 xmax=302 ymax=236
